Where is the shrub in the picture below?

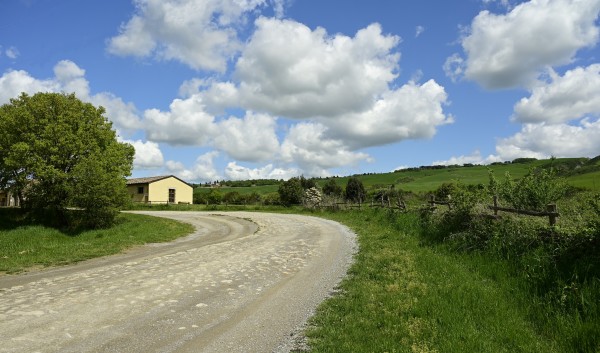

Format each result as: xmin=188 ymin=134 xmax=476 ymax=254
xmin=493 ymin=168 xmax=569 ymax=211
xmin=278 ymin=177 xmax=304 ymax=206
xmin=345 ymin=177 xmax=366 ymax=203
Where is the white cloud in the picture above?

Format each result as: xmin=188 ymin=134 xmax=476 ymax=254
xmin=443 ymin=53 xmax=465 ymax=83
xmin=143 ymin=95 xmax=217 ymax=145
xmin=415 ymin=25 xmax=425 ymax=37
xmin=0 ymin=61 xmax=141 ymax=133
xmin=124 ymin=139 xmax=165 ymax=169
xmin=107 ymin=0 xmax=273 ymax=71
xmin=5 ymin=46 xmax=20 ymax=60
xmin=433 ymin=150 xmax=501 ymax=166
xmin=453 ymin=0 xmax=600 ymax=89
xmin=213 ymin=112 xmax=280 ymax=162
xmin=326 ymin=79 xmax=453 ymax=148
xmin=0 ymin=69 xmax=58 ymax=103
xmin=495 ymin=119 xmax=600 ymax=160
xmin=280 ymin=122 xmax=371 ymax=177
xmin=235 ymin=18 xmax=400 ymax=118
xmin=514 ymin=64 xmax=600 ymax=124
xmin=224 ymin=161 xmax=298 ymax=180
xmin=166 ymin=151 xmax=221 ymax=182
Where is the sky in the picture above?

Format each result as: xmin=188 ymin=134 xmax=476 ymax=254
xmin=1 ymin=0 xmax=600 ymax=182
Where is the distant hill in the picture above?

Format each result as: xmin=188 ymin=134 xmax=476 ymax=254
xmin=194 ymin=157 xmax=600 ymax=196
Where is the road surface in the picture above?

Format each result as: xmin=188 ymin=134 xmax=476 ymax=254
xmin=0 ymin=211 xmax=356 ymax=353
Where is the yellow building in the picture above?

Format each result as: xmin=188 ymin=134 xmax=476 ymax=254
xmin=126 ymin=175 xmax=193 ymax=204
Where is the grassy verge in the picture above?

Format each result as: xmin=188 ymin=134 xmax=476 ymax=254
xmin=0 ymin=210 xmax=194 ymax=274
xmin=300 ymin=208 xmax=566 ymax=353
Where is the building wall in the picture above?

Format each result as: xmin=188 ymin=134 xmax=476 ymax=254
xmin=127 ymin=184 xmax=148 ymax=203
xmin=148 ymin=177 xmax=193 ymax=204
xmin=0 ymin=191 xmax=20 ymax=207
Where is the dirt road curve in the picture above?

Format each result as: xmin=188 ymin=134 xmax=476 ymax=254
xmin=0 ymin=211 xmax=356 ymax=353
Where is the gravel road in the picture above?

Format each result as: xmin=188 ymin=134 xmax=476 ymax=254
xmin=0 ymin=211 xmax=356 ymax=353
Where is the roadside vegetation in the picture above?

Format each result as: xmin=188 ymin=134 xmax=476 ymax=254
xmin=298 ymin=167 xmax=599 ymax=353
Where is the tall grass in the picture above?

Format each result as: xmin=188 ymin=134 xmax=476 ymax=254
xmin=302 ymin=209 xmax=561 ymax=352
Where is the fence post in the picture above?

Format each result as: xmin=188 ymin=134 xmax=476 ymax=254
xmin=547 ymin=204 xmax=557 ymax=226
xmin=429 ymin=194 xmax=435 ymax=209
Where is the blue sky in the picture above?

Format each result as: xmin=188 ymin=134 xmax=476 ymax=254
xmin=2 ymin=0 xmax=600 ymax=182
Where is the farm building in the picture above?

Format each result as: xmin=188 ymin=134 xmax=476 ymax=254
xmin=126 ymin=175 xmax=193 ymax=204
xmin=0 ymin=190 xmax=20 ymax=207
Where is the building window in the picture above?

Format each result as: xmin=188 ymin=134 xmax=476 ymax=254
xmin=138 ymin=186 xmax=144 ymax=194
xmin=169 ymin=188 xmax=176 ymax=203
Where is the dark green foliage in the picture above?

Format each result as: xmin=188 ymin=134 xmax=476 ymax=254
xmin=299 ymin=175 xmax=317 ymax=190
xmin=322 ymin=178 xmax=343 ymax=197
xmin=206 ymin=189 xmax=223 ymax=205
xmin=278 ymin=177 xmax=304 ymax=206
xmin=345 ymin=176 xmax=366 ymax=202
xmin=0 ymin=92 xmax=134 ymax=229
xmin=222 ymin=191 xmax=241 ymax=204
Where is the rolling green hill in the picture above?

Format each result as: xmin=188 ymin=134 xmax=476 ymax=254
xmin=194 ymin=157 xmax=600 ymax=197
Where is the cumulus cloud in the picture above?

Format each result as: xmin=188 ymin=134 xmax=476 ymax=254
xmin=235 ymin=18 xmax=400 ymax=118
xmin=107 ymin=0 xmax=274 ymax=71
xmin=451 ymin=0 xmax=600 ymax=89
xmin=280 ymin=123 xmax=371 ymax=177
xmin=326 ymin=80 xmax=452 ymax=148
xmin=0 ymin=69 xmax=58 ymax=103
xmin=143 ymin=95 xmax=217 ymax=145
xmin=433 ymin=150 xmax=501 ymax=166
xmin=495 ymin=119 xmax=600 ymax=160
xmin=166 ymin=151 xmax=221 ymax=182
xmin=123 ymin=139 xmax=165 ymax=169
xmin=514 ymin=64 xmax=600 ymax=124
xmin=224 ymin=161 xmax=298 ymax=180
xmin=213 ymin=112 xmax=280 ymax=162
xmin=0 ymin=60 xmax=141 ymax=133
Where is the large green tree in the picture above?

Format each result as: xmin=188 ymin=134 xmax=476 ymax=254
xmin=0 ymin=92 xmax=134 ymax=228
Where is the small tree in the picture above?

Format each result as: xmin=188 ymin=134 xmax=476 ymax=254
xmin=206 ymin=189 xmax=223 ymax=205
xmin=0 ymin=92 xmax=134 ymax=228
xmin=323 ymin=178 xmax=343 ymax=197
xmin=345 ymin=176 xmax=366 ymax=203
xmin=278 ymin=177 xmax=304 ymax=206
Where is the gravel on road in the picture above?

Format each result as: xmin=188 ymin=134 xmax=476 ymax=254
xmin=0 ymin=211 xmax=356 ymax=353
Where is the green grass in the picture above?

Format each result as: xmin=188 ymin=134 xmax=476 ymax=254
xmin=0 ymin=211 xmax=194 ymax=274
xmin=299 ymin=209 xmax=577 ymax=352
xmin=191 ymin=158 xmax=599 ymax=198
xmin=567 ymin=170 xmax=600 ymax=190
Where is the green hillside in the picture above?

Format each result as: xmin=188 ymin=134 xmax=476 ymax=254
xmin=193 ymin=157 xmax=600 ymax=197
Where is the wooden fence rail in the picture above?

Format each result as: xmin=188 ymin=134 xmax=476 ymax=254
xmin=488 ymin=195 xmax=559 ymax=226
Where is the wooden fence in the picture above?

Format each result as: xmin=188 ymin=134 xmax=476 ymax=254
xmin=322 ymin=194 xmax=560 ymax=227
xmin=487 ymin=195 xmax=559 ymax=226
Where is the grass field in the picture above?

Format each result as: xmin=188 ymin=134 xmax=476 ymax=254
xmin=299 ymin=208 xmax=590 ymax=353
xmin=0 ymin=210 xmax=194 ymax=274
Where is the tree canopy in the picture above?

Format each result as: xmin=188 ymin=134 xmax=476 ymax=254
xmin=0 ymin=92 xmax=134 ymax=228
xmin=345 ymin=176 xmax=366 ymax=203
xmin=278 ymin=177 xmax=304 ymax=206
